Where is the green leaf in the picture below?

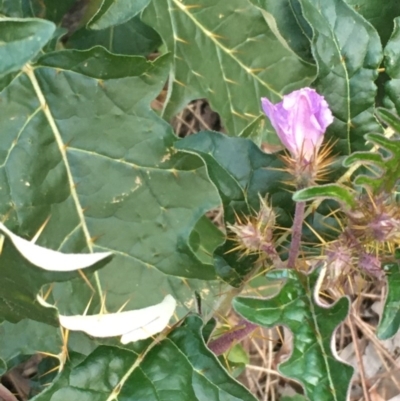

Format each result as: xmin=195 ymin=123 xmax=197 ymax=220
xmin=189 ymin=216 xmax=225 ymax=266
xmin=220 ymin=343 xmax=249 ymax=378
xmin=66 ymin=15 xmax=161 ymax=56
xmin=299 ymin=0 xmax=383 ymax=153
xmin=0 ymin=358 xmax=5 ymax=376
xmin=0 ymin=234 xmax=109 ymax=325
xmin=37 ymin=47 xmax=151 ymax=79
xmin=0 ymin=0 xmax=77 ymax=23
xmin=32 ymin=316 xmax=257 ymax=401
xmin=239 ymin=115 xmax=267 ymax=145
xmin=0 ymin=320 xmax=62 ymax=371
xmin=0 ymin=0 xmax=27 ymax=17
xmin=293 ymin=184 xmax=356 ymax=209
xmin=247 ymin=0 xmax=314 ymax=63
xmin=176 ymin=131 xmax=291 ymax=285
xmin=89 ymin=0 xmax=151 ymax=30
xmin=344 ymin=0 xmax=400 ymax=46
xmin=376 ymin=107 xmax=400 ymax=132
xmin=384 ymin=18 xmax=400 ymax=113
xmin=143 ymin=0 xmax=316 ymax=138
xmin=0 ymin=18 xmax=55 ymax=78
xmin=226 ymin=343 xmax=249 ymax=365
xmin=177 ymin=132 xmax=289 ymax=222
xmin=343 ymin=120 xmax=400 ymax=193
xmin=234 ymin=268 xmax=353 ymax=401
xmin=377 ymin=263 xmax=400 ymax=340
xmin=0 ymin=51 xmax=221 ymax=319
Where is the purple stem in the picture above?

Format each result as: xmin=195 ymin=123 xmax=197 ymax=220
xmin=207 ymin=319 xmax=258 ymax=356
xmin=287 ymin=201 xmax=306 ymax=268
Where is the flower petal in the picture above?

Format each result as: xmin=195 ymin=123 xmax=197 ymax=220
xmin=261 ymin=88 xmax=333 ymax=161
xmin=262 ymin=97 xmax=293 ymax=152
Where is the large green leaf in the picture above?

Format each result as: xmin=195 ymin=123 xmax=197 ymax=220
xmin=0 ymin=0 xmax=77 ymax=23
xmin=293 ymin=184 xmax=356 ymax=209
xmin=0 ymin=233 xmax=110 ymax=325
xmin=299 ymin=0 xmax=383 ymax=153
xmin=143 ymin=0 xmax=316 ymax=140
xmin=248 ymin=0 xmax=314 ymax=63
xmin=176 ymin=132 xmax=291 ymax=286
xmin=383 ymin=17 xmax=400 ymax=112
xmin=66 ymin=15 xmax=162 ymax=56
xmin=377 ymin=263 xmax=400 ymax=340
xmin=0 ymin=46 xmax=222 ymax=318
xmin=0 ymin=234 xmax=57 ymax=325
xmin=0 ymin=320 xmax=62 ymax=371
xmin=37 ymin=47 xmax=151 ymax=79
xmin=344 ymin=0 xmax=400 ymax=46
xmin=0 ymin=18 xmax=55 ymax=78
xmin=234 ymin=268 xmax=353 ymax=401
xmin=343 ymin=111 xmax=400 ymax=193
xmin=32 ymin=316 xmax=257 ymax=401
xmin=89 ymin=0 xmax=151 ymax=30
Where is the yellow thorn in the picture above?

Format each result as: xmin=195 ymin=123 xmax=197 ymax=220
xmin=203 ymin=30 xmax=224 ymax=40
xmin=78 ymin=269 xmax=95 ymax=292
xmin=366 ymin=189 xmax=377 ymax=210
xmin=303 ymin=220 xmax=328 ymax=245
xmin=117 ymin=298 xmax=131 ymax=313
xmin=31 ymin=215 xmax=52 ymax=243
xmin=100 ymin=291 xmax=108 ymax=314
xmin=43 ymin=284 xmax=54 ymax=301
xmin=83 ymin=294 xmax=94 ymax=316
xmin=184 ymin=4 xmax=202 ymax=10
xmin=224 ymin=78 xmax=239 ymax=85
xmin=39 ymin=364 xmax=61 ymax=378
xmin=37 ymin=351 xmax=60 ymax=359
xmin=174 ymin=36 xmax=190 ymax=44
xmin=174 ymin=79 xmax=187 ymax=87
xmin=225 ymin=48 xmax=238 ymax=55
xmin=248 ymin=68 xmax=264 ymax=73
xmin=192 ymin=71 xmax=203 ymax=78
xmin=89 ymin=234 xmax=102 ymax=245
xmin=231 ymin=110 xmax=248 ymax=120
xmin=181 ymin=278 xmax=191 ymax=290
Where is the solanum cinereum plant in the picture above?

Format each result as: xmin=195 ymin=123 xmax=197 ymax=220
xmin=2 ymin=1 xmax=400 ymax=400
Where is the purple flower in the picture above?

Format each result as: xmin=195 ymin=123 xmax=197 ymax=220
xmin=261 ymin=88 xmax=333 ymax=161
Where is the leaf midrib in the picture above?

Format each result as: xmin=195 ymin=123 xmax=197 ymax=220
xmin=23 ymin=64 xmax=103 ymax=296
xmin=169 ymin=0 xmax=282 ymax=98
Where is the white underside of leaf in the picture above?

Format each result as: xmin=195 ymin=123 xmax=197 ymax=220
xmin=57 ymin=294 xmax=177 ymax=343
xmin=0 ymin=222 xmax=111 ymax=271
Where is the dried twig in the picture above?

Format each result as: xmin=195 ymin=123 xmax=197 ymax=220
xmin=0 ymin=384 xmax=18 ymax=401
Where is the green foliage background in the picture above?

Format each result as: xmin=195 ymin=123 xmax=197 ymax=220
xmin=1 ymin=0 xmax=400 ymax=399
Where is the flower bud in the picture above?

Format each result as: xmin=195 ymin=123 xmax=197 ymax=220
xmin=358 ymin=253 xmax=383 ymax=279
xmin=369 ymin=212 xmax=400 ymax=243
xmin=258 ymin=194 xmax=276 ymax=230
xmin=228 ymin=221 xmax=262 ymax=252
xmin=228 ymin=196 xmax=276 ymax=258
xmin=326 ymin=241 xmax=353 ymax=279
xmin=261 ymin=88 xmax=333 ymax=161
